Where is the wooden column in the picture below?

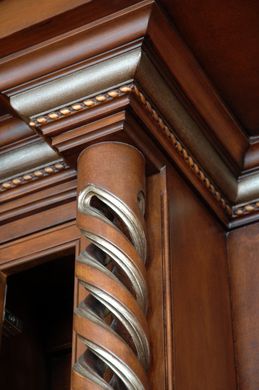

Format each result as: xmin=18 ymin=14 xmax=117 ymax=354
xmin=72 ymin=142 xmax=150 ymax=389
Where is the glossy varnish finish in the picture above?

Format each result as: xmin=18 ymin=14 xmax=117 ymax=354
xmin=74 ymin=143 xmax=150 ymax=388
xmin=167 ymin=165 xmax=236 ymax=389
xmin=228 ymin=223 xmax=259 ymax=390
xmin=146 ymin=171 xmax=173 ymax=389
xmin=1 ymin=1 xmax=259 ymax=389
xmin=160 ymin=0 xmax=259 ymax=136
xmin=1 ymin=0 xmax=259 ymax=226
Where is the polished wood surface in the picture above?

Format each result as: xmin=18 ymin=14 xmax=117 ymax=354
xmin=1 ymin=1 xmax=259 ymax=389
xmin=1 ymin=0 xmax=259 ymax=226
xmin=146 ymin=171 xmax=173 ymax=390
xmin=74 ymin=143 xmax=150 ymax=388
xmin=0 ymin=0 xmax=146 ymax=58
xmin=167 ymin=165 xmax=236 ymax=389
xmin=160 ymin=0 xmax=259 ymax=136
xmin=0 ymin=0 xmax=90 ymax=39
xmin=228 ymin=223 xmax=259 ymax=390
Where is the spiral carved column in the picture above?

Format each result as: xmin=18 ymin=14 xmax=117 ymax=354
xmin=72 ymin=143 xmax=150 ymax=389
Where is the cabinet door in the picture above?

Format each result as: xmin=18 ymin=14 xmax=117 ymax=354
xmin=0 ymin=272 xmax=7 ymax=347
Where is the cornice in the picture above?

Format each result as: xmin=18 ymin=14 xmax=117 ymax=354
xmin=1 ymin=1 xmax=259 ymax=228
xmin=18 ymin=81 xmax=259 ymax=226
xmin=5 ymin=47 xmax=239 ymax=201
xmin=18 ymin=82 xmax=233 ymax=222
xmin=2 ymin=82 xmax=259 ymax=227
xmin=10 ymin=49 xmax=140 ymax=118
xmin=0 ymin=1 xmax=153 ymax=90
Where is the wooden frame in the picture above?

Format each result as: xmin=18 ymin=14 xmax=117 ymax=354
xmin=0 ymin=166 xmax=173 ymax=389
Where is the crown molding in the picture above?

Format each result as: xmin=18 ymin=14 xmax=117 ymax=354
xmin=1 ymin=1 xmax=259 ymax=228
xmin=0 ymin=1 xmax=153 ymax=91
xmin=10 ymin=48 xmax=141 ymax=118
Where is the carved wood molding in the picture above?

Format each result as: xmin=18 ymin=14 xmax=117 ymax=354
xmin=3 ymin=81 xmax=259 ymax=226
xmin=1 ymin=0 xmax=259 ymax=227
xmin=74 ymin=142 xmax=150 ymax=389
xmin=0 ymin=160 xmax=68 ymax=192
xmin=24 ymin=83 xmax=232 ymax=219
xmin=3 ymin=80 xmax=259 ymax=226
xmin=29 ymin=86 xmax=132 ymax=128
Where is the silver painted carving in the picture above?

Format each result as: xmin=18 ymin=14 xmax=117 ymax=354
xmin=74 ymin=184 xmax=150 ymax=389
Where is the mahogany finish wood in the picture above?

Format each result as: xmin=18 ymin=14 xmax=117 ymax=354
xmin=0 ymin=0 xmax=90 ymax=39
xmin=160 ymin=0 xmax=259 ymax=136
xmin=74 ymin=143 xmax=150 ymax=388
xmin=1 ymin=0 xmax=259 ymax=225
xmin=167 ymin=165 xmax=236 ymax=390
xmin=146 ymin=172 xmax=173 ymax=390
xmin=228 ymin=223 xmax=259 ymax=390
xmin=0 ymin=1 xmax=259 ymax=389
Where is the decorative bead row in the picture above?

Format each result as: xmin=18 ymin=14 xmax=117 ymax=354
xmin=233 ymin=201 xmax=259 ymax=218
xmin=0 ymin=161 xmax=68 ymax=192
xmin=29 ymin=86 xmax=132 ymax=127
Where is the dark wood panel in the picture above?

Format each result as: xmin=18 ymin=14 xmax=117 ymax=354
xmin=146 ymin=172 xmax=173 ymax=389
xmin=167 ymin=165 xmax=236 ymax=389
xmin=160 ymin=0 xmax=259 ymax=136
xmin=228 ymin=222 xmax=259 ymax=390
xmin=0 ymin=201 xmax=76 ymax=244
xmin=0 ymin=222 xmax=79 ymax=271
xmin=0 ymin=0 xmax=90 ymax=39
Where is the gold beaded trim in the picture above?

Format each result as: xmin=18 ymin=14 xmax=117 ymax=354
xmin=29 ymin=86 xmax=132 ymax=127
xmin=0 ymin=161 xmax=68 ymax=192
xmin=233 ymin=201 xmax=259 ymax=218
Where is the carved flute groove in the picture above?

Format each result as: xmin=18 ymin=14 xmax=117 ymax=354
xmin=72 ymin=142 xmax=150 ymax=389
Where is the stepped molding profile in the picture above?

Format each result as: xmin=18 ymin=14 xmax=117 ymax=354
xmin=1 ymin=0 xmax=259 ymax=227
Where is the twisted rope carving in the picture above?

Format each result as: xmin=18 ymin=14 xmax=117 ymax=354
xmin=72 ymin=184 xmax=150 ymax=389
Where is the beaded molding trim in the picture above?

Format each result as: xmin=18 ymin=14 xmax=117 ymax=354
xmin=0 ymin=161 xmax=68 ymax=192
xmin=29 ymin=86 xmax=132 ymax=127
xmin=233 ymin=201 xmax=259 ymax=218
xmin=28 ymin=84 xmax=232 ymax=217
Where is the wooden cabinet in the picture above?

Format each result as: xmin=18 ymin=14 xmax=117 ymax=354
xmin=1 ymin=1 xmax=259 ymax=389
